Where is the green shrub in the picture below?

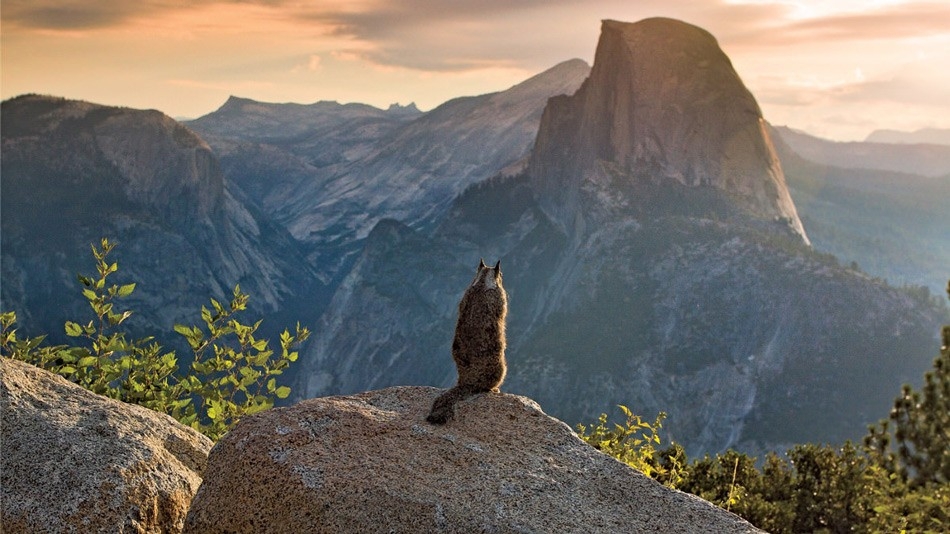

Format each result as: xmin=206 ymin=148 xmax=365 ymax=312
xmin=576 ymin=406 xmax=684 ymax=488
xmin=1 ymin=238 xmax=309 ymax=441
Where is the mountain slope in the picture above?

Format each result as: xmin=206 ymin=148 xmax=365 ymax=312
xmin=1 ymin=95 xmax=318 ymax=341
xmin=771 ymin=126 xmax=950 ymax=294
xmin=188 ymin=60 xmax=591 ymax=286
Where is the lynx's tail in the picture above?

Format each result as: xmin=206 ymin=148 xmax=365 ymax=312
xmin=426 ymin=385 xmax=476 ymax=425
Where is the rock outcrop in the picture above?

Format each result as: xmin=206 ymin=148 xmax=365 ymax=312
xmin=529 ymin=18 xmax=807 ymax=242
xmin=0 ymin=358 xmax=213 ymax=533
xmin=185 ymin=386 xmax=760 ymax=533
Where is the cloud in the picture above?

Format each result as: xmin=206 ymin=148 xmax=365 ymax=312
xmin=290 ymin=54 xmax=324 ymax=74
xmin=285 ymin=0 xmax=790 ymax=72
xmin=724 ymin=1 xmax=950 ymax=47
xmin=828 ymin=70 xmax=950 ymax=108
xmin=2 ymin=0 xmax=170 ymax=29
xmin=5 ymin=2 xmax=127 ymax=29
xmin=298 ymin=0 xmax=593 ymax=72
xmin=2 ymin=0 xmax=290 ymax=30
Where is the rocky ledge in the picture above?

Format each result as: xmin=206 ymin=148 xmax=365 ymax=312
xmin=185 ymin=386 xmax=760 ymax=533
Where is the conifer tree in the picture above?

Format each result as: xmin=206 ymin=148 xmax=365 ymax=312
xmin=866 ymin=280 xmax=950 ymax=486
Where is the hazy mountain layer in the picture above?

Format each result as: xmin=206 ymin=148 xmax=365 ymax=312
xmin=772 ymin=128 xmax=950 ymax=294
xmin=774 ymin=125 xmax=950 ymax=178
xmin=865 ymin=127 xmax=950 ymax=146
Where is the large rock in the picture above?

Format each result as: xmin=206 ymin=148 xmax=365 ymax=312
xmin=528 ymin=18 xmax=807 ymax=243
xmin=0 ymin=358 xmax=213 ymax=533
xmin=184 ymin=386 xmax=760 ymax=533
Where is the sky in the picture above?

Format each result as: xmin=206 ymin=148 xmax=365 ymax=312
xmin=2 ymin=0 xmax=949 ymax=141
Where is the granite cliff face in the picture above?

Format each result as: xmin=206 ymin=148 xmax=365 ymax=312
xmin=530 ymin=19 xmax=806 ymax=243
xmin=1 ymin=95 xmax=316 ymax=340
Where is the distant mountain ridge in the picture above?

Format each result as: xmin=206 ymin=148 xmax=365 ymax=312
xmin=865 ymin=127 xmax=950 ymax=146
xmin=770 ymin=125 xmax=950 ymax=294
xmin=187 ymin=58 xmax=590 ymax=286
xmin=189 ymin=96 xmax=420 ymax=145
xmin=773 ymin=125 xmax=950 ymax=177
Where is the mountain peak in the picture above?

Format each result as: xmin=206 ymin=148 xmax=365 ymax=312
xmin=528 ymin=18 xmax=808 ymax=243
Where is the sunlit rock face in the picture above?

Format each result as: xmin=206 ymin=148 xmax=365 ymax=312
xmin=529 ymin=18 xmax=807 ymax=243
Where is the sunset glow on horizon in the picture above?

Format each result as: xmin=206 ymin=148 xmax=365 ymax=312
xmin=3 ymin=0 xmax=949 ymax=141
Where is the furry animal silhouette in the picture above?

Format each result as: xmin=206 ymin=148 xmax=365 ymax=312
xmin=427 ymin=259 xmax=508 ymax=424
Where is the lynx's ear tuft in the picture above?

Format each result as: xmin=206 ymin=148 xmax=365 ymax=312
xmin=478 ymin=258 xmax=487 ymax=270
xmin=493 ymin=260 xmax=501 ymax=275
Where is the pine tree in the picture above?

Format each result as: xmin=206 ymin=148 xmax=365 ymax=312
xmin=867 ymin=280 xmax=950 ymax=486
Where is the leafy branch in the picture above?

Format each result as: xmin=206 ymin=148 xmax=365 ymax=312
xmin=1 ymin=238 xmax=309 ymax=441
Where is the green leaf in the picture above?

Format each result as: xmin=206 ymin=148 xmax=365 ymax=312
xmin=275 ymin=386 xmax=291 ymax=399
xmin=81 ymin=289 xmax=98 ymax=302
xmin=117 ymin=283 xmax=136 ymax=297
xmin=65 ymin=321 xmax=83 ymax=337
xmin=246 ymin=403 xmax=269 ymax=415
xmin=63 ymin=347 xmax=89 ymax=361
xmin=77 ymin=356 xmax=98 ymax=367
xmin=173 ymin=324 xmax=194 ymax=337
